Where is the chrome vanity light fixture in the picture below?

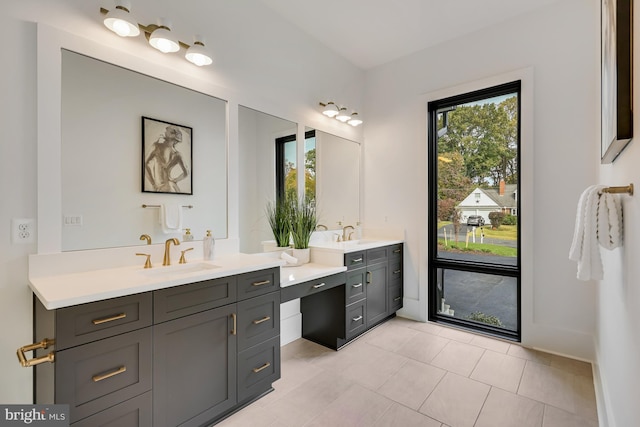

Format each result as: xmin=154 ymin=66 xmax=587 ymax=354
xmin=100 ymin=2 xmax=212 ymax=66
xmin=103 ymin=0 xmax=140 ymax=37
xmin=319 ymin=102 xmax=364 ymax=126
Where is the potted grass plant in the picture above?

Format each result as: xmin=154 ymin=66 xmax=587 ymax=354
xmin=265 ymin=199 xmax=291 ymax=249
xmin=290 ymin=197 xmax=317 ymax=264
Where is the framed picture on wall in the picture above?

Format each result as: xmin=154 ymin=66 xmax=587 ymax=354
xmin=601 ymin=0 xmax=633 ymax=164
xmin=142 ymin=116 xmax=193 ymax=194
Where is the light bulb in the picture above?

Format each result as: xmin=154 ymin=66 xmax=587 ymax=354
xmin=149 ymin=24 xmax=179 ymax=53
xmin=321 ymin=102 xmax=339 ymax=118
xmin=185 ymin=41 xmax=213 ymax=66
xmin=348 ymin=112 xmax=363 ymax=126
xmin=336 ymin=108 xmax=351 ymax=123
xmin=103 ymin=5 xmax=140 ymax=37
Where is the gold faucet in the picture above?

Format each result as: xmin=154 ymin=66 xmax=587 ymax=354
xmin=342 ymin=225 xmax=355 ymax=241
xmin=139 ymin=234 xmax=152 ymax=245
xmin=163 ymin=238 xmax=180 ymax=266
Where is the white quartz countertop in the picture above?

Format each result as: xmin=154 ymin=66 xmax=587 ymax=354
xmin=280 ymin=263 xmax=347 ymax=288
xmin=310 ymin=238 xmax=403 ymax=253
xmin=29 ymin=253 xmax=285 ymax=310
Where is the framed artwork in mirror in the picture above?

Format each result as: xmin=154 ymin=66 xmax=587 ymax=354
xmin=142 ymin=116 xmax=193 ymax=194
xmin=601 ymin=0 xmax=633 ymax=164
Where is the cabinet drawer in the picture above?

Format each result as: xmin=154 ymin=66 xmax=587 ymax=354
xmin=237 ymin=268 xmax=279 ymax=301
xmin=56 ymin=328 xmax=152 ymax=424
xmin=238 ymin=292 xmax=280 ymax=351
xmin=389 ymin=259 xmax=403 ymax=282
xmin=389 ymin=243 xmax=403 ymax=260
xmin=280 ymin=272 xmax=345 ymax=302
xmin=56 ymin=293 xmax=152 ymax=350
xmin=367 ymin=246 xmax=389 ymax=265
xmin=238 ymin=336 xmax=280 ymax=402
xmin=345 ymin=251 xmax=366 ymax=270
xmin=345 ymin=269 xmax=366 ymax=305
xmin=389 ymin=284 xmax=403 ymax=313
xmin=71 ymin=391 xmax=152 ymax=427
xmin=154 ymin=276 xmax=237 ymax=323
xmin=346 ymin=300 xmax=366 ymax=339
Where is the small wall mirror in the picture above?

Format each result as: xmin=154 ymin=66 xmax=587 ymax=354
xmin=61 ymin=50 xmax=228 ymax=251
xmin=306 ymin=128 xmax=361 ymax=230
xmin=238 ymin=105 xmax=297 ymax=253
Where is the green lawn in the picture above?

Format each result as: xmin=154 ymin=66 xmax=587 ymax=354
xmin=438 ymin=240 xmax=517 ymax=257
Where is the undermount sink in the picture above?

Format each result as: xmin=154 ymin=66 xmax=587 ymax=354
xmin=139 ymin=262 xmax=220 ymax=277
xmin=341 ymin=239 xmax=381 ymax=246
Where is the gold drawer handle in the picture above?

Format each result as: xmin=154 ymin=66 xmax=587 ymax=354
xmin=252 ymin=362 xmax=271 ymax=373
xmin=394 ymin=297 xmax=402 ymax=302
xmin=393 ymin=249 xmax=401 ymax=253
xmin=351 ymin=257 xmax=363 ymax=263
xmin=312 ymin=283 xmax=326 ymax=289
xmin=252 ymin=280 xmax=271 ymax=287
xmin=352 ymin=315 xmax=363 ymax=322
xmin=92 ymin=366 xmax=126 ymax=382
xmin=366 ymin=271 xmax=372 ymax=284
xmin=230 ymin=313 xmax=237 ymax=335
xmin=17 ymin=339 xmax=55 ymax=367
xmin=253 ymin=316 xmax=271 ymax=325
xmin=92 ymin=313 xmax=126 ymax=325
xmin=393 ymin=270 xmax=401 ymax=274
xmin=352 ymin=283 xmax=363 ymax=288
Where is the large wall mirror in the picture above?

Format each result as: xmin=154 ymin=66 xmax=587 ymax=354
xmin=60 ymin=50 xmax=227 ymax=251
xmin=238 ymin=106 xmax=297 ymax=253
xmin=306 ymin=129 xmax=361 ymax=230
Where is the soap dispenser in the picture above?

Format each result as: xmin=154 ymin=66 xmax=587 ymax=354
xmin=183 ymin=228 xmax=194 ymax=242
xmin=203 ymin=230 xmax=215 ymax=260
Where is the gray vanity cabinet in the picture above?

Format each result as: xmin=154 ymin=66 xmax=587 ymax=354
xmin=153 ymin=304 xmax=237 ymax=427
xmin=31 ymin=267 xmax=281 ymax=427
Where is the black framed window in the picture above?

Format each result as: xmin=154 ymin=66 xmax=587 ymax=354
xmin=428 ymin=81 xmax=521 ymax=341
xmin=275 ymin=134 xmax=296 ymax=201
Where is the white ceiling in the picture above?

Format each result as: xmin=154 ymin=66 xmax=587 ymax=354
xmin=258 ymin=0 xmax=567 ymax=70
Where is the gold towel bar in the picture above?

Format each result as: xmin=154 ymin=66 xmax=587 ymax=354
xmin=601 ymin=183 xmax=634 ymax=196
xmin=142 ymin=204 xmax=193 ymax=208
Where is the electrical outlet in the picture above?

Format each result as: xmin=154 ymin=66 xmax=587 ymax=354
xmin=12 ymin=218 xmax=35 ymax=243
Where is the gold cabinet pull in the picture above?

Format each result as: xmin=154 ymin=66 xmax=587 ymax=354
xmin=17 ymin=338 xmax=55 ymax=367
xmin=92 ymin=313 xmax=127 ymax=325
xmin=253 ymin=316 xmax=271 ymax=325
xmin=351 ymin=257 xmax=363 ymax=263
xmin=312 ymin=282 xmax=326 ymax=289
xmin=252 ymin=280 xmax=271 ymax=287
xmin=230 ymin=313 xmax=237 ymax=335
xmin=352 ymin=315 xmax=363 ymax=322
xmin=394 ymin=297 xmax=402 ymax=302
xmin=252 ymin=362 xmax=271 ymax=373
xmin=352 ymin=283 xmax=363 ymax=288
xmin=366 ymin=271 xmax=372 ymax=284
xmin=393 ymin=249 xmax=401 ymax=253
xmin=92 ymin=366 xmax=126 ymax=382
xmin=393 ymin=270 xmax=401 ymax=274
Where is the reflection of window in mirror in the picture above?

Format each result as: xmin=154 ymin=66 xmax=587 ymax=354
xmin=304 ymin=130 xmax=316 ymax=202
xmin=275 ymin=134 xmax=297 ymax=201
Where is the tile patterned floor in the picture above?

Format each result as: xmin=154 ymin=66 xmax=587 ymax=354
xmin=218 ymin=317 xmax=598 ymax=427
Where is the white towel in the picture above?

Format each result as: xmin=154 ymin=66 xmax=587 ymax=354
xmin=159 ymin=203 xmax=183 ymax=234
xmin=597 ymin=192 xmax=623 ymax=250
xmin=569 ymin=185 xmax=624 ymax=281
xmin=281 ymin=251 xmax=299 ymax=266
